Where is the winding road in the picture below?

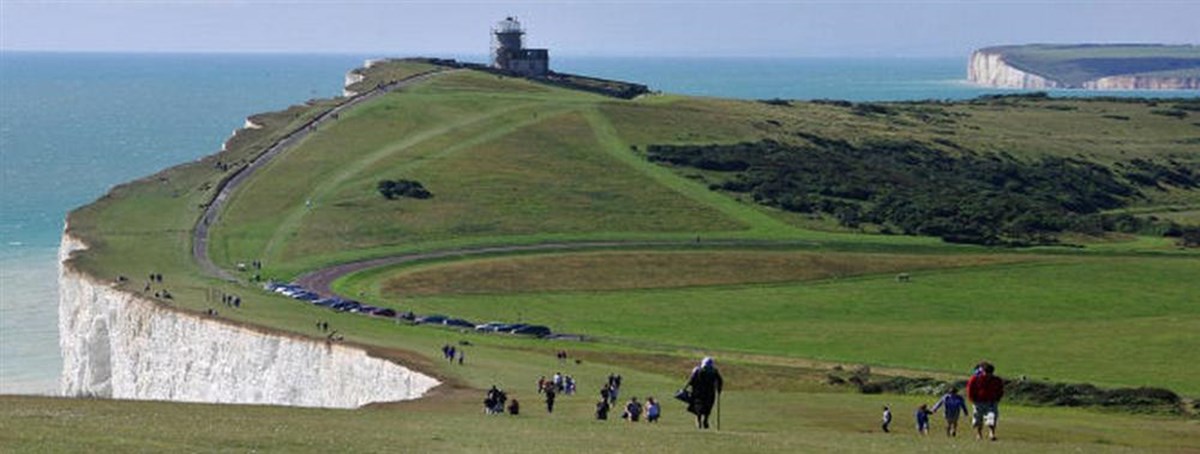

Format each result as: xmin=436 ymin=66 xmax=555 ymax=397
xmin=193 ymin=69 xmax=453 ymax=281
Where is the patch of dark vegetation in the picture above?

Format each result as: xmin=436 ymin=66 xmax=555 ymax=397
xmin=1044 ymin=104 xmax=1079 ymax=111
xmin=647 ymin=137 xmax=1197 ymax=246
xmin=1151 ymin=109 xmax=1189 ymax=119
xmin=1167 ymin=226 xmax=1200 ymax=248
xmin=810 ymin=99 xmax=854 ymax=108
xmin=851 ymin=103 xmax=896 ymax=116
xmin=828 ymin=368 xmax=1184 ymax=415
xmin=758 ymin=98 xmax=792 ymax=107
xmin=377 ymin=179 xmax=432 ymax=200
xmin=1115 ymin=158 xmax=1199 ymax=189
xmin=1176 ymin=137 xmax=1200 ymax=144
xmin=1101 ymin=114 xmax=1131 ymax=121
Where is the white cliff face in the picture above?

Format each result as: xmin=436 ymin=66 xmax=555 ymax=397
xmin=343 ymin=58 xmax=390 ymax=97
xmin=343 ymin=71 xmax=365 ymax=97
xmin=59 ymin=233 xmax=439 ymax=408
xmin=1084 ymin=76 xmax=1200 ymax=90
xmin=968 ymin=51 xmax=1060 ymax=89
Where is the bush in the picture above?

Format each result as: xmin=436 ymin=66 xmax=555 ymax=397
xmin=377 ymin=179 xmax=432 ymax=200
xmin=644 ymin=137 xmax=1184 ymax=245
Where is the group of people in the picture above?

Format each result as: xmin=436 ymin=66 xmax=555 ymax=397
xmin=483 ymin=385 xmax=519 ymax=415
xmin=596 ymin=395 xmax=660 ymax=423
xmin=882 ymin=361 xmax=1005 ymax=441
xmin=440 ymin=344 xmax=465 ymax=365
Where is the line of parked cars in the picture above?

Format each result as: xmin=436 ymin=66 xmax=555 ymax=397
xmin=264 ymin=282 xmax=553 ymax=337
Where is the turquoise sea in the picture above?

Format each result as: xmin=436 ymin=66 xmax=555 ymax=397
xmin=1 ymin=52 xmax=1196 ymax=394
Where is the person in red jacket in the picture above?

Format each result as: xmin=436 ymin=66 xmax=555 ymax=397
xmin=965 ymin=361 xmax=1004 ymax=441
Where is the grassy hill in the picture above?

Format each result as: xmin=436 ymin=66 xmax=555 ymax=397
xmin=35 ymin=59 xmax=1200 ymax=452
xmin=980 ymin=44 xmax=1200 ymax=87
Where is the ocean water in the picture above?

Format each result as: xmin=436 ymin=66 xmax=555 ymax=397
xmin=1 ymin=53 xmax=1196 ymax=395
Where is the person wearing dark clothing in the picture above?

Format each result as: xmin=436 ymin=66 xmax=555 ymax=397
xmin=544 ymin=386 xmax=557 ymax=414
xmin=595 ymin=398 xmax=610 ymax=420
xmin=623 ymin=397 xmax=643 ymax=422
xmin=508 ymin=399 xmax=520 ymax=415
xmin=685 ymin=357 xmax=724 ymax=429
xmin=966 ymin=361 xmax=1005 ymax=441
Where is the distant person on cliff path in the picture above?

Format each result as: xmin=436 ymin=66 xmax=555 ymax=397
xmin=685 ymin=357 xmax=723 ymax=429
xmin=966 ymin=361 xmax=1005 ymax=441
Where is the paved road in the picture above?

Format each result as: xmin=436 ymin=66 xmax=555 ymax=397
xmin=193 ymin=69 xmax=453 ymax=281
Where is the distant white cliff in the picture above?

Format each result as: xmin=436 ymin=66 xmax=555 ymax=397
xmin=967 ymin=50 xmax=1061 ymax=89
xmin=969 ymin=48 xmax=1200 ymax=90
xmin=58 ymin=232 xmax=439 ymax=408
xmin=343 ymin=58 xmax=386 ymax=97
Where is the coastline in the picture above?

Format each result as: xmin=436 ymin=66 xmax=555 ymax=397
xmin=58 ymin=226 xmax=441 ymax=407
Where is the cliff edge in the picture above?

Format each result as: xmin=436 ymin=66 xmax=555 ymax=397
xmin=58 ymin=230 xmax=439 ymax=408
xmin=968 ymin=44 xmax=1200 ymax=90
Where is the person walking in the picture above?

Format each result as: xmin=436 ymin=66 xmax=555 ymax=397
xmin=623 ymin=397 xmax=643 ymax=422
xmin=915 ymin=404 xmax=932 ymax=435
xmin=545 ymin=385 xmax=557 ymax=414
xmin=881 ymin=406 xmax=892 ymax=433
xmin=595 ymin=398 xmax=611 ymax=420
xmin=646 ymin=397 xmax=661 ymax=423
xmin=931 ymin=387 xmax=970 ymax=437
xmin=684 ymin=357 xmax=723 ymax=429
xmin=966 ymin=361 xmax=1005 ymax=441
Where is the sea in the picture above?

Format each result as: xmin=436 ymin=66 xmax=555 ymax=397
xmin=1 ymin=52 xmax=1196 ymax=395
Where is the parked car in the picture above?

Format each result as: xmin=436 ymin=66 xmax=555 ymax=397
xmin=371 ymin=308 xmax=397 ymax=318
xmin=415 ymin=315 xmax=449 ymax=325
xmin=474 ymin=322 xmax=508 ymax=332
xmin=443 ymin=318 xmax=475 ymax=328
xmin=509 ymin=325 xmax=551 ymax=337
xmin=398 ymin=311 xmax=416 ymax=321
xmin=353 ymin=305 xmax=379 ymax=314
xmin=313 ymin=298 xmax=340 ymax=307
xmin=293 ymin=292 xmax=319 ymax=301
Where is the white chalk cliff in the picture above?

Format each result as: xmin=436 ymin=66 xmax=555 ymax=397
xmin=967 ymin=50 xmax=1060 ymax=89
xmin=58 ymin=232 xmax=439 ymax=408
xmin=969 ymin=49 xmax=1200 ymax=90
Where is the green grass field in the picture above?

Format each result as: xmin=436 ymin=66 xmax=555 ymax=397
xmin=31 ymin=60 xmax=1200 ymax=452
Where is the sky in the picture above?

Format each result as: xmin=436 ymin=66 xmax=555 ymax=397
xmin=1 ymin=1 xmax=1198 ymax=57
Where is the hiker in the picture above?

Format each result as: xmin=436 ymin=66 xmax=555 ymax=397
xmin=552 ymin=372 xmax=563 ymax=392
xmin=600 ymin=383 xmax=612 ymax=403
xmin=915 ymin=404 xmax=932 ymax=435
xmin=931 ymin=387 xmax=970 ymax=437
xmin=545 ymin=385 xmax=557 ymax=413
xmin=458 ymin=349 xmax=465 ymax=365
xmin=881 ymin=406 xmax=892 ymax=433
xmin=508 ymin=398 xmax=520 ymax=415
xmin=565 ymin=376 xmax=576 ymax=395
xmin=595 ymin=398 xmax=610 ymax=420
xmin=484 ymin=386 xmax=501 ymax=414
xmin=622 ymin=397 xmax=643 ymax=422
xmin=447 ymin=346 xmax=456 ymax=362
xmin=966 ymin=361 xmax=1005 ymax=441
xmin=646 ymin=397 xmax=661 ymax=423
xmin=537 ymin=376 xmax=547 ymax=394
xmin=684 ymin=357 xmax=723 ymax=429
